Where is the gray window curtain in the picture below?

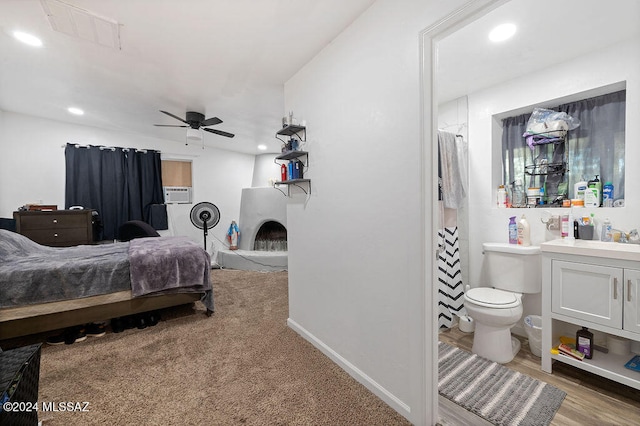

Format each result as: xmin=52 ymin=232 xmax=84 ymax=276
xmin=502 ymin=90 xmax=625 ymax=203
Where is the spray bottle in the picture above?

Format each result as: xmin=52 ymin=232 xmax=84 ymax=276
xmin=509 ymin=216 xmax=518 ymax=244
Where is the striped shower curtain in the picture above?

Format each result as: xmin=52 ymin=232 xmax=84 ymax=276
xmin=438 ymin=226 xmax=465 ymax=329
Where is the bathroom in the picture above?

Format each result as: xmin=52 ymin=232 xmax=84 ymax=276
xmin=436 ymin=0 xmax=639 ymax=360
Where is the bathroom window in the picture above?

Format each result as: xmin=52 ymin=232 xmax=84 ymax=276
xmin=501 ymin=89 xmax=625 ymax=206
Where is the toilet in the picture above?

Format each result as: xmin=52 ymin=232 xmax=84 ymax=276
xmin=463 ymin=243 xmax=541 ymax=364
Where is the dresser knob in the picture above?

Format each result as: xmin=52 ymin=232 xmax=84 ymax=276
xmin=53 ymin=219 xmax=58 ymax=224
xmin=54 ymin=233 xmax=58 ymax=238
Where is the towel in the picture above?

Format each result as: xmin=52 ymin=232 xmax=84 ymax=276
xmin=438 ymin=131 xmax=468 ymax=209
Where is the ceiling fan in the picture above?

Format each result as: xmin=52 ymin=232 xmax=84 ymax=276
xmin=154 ymin=110 xmax=235 ymax=139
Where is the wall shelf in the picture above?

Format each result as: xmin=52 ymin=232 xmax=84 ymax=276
xmin=274 ymin=179 xmax=311 ymax=196
xmin=274 ymin=125 xmax=310 ymax=196
xmin=276 ymin=125 xmax=306 ymax=141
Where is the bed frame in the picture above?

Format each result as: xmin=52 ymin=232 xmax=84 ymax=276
xmin=0 ymin=291 xmax=202 ymax=340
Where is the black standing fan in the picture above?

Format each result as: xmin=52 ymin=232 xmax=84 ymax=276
xmin=190 ymin=202 xmax=221 ymax=251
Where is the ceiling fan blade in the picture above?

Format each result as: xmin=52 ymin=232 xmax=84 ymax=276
xmin=154 ymin=124 xmax=188 ymax=127
xmin=201 ymin=117 xmax=222 ymax=126
xmin=204 ymin=128 xmax=235 ymax=138
xmin=159 ymin=110 xmax=188 ymax=124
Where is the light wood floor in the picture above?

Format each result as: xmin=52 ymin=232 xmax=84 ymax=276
xmin=438 ymin=327 xmax=640 ymax=426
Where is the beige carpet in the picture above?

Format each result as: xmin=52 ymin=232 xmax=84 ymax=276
xmin=20 ymin=269 xmax=410 ymax=425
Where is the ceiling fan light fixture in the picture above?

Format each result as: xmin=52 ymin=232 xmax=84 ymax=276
xmin=186 ymin=128 xmax=202 ymax=141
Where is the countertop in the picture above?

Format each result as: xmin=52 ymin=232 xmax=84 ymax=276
xmin=540 ymin=238 xmax=640 ymax=262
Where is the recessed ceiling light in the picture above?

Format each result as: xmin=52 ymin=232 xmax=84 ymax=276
xmin=67 ymin=107 xmax=85 ymax=116
xmin=488 ymin=23 xmax=516 ymax=42
xmin=12 ymin=31 xmax=43 ymax=47
xmin=257 ymin=144 xmax=267 ymax=151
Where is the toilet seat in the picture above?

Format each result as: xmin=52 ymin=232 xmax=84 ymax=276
xmin=465 ymin=287 xmax=520 ymax=308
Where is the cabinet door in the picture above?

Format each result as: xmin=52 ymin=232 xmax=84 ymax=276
xmin=552 ymin=260 xmax=623 ymax=328
xmin=624 ymin=268 xmax=640 ymax=334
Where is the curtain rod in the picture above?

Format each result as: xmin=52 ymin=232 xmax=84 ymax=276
xmin=60 ymin=143 xmax=156 ymax=153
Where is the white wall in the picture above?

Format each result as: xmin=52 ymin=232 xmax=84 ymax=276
xmin=0 ymin=111 xmax=255 ymax=252
xmin=466 ymin=36 xmax=640 ymax=330
xmin=251 ymin=153 xmax=280 ymax=188
xmin=283 ymin=0 xmax=466 ymax=424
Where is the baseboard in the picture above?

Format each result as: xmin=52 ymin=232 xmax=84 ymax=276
xmin=286 ymin=318 xmax=412 ymax=420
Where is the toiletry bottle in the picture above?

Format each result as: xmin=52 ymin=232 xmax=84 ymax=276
xmin=601 ymin=218 xmax=612 ymax=242
xmin=539 ymin=186 xmax=545 ymax=205
xmin=512 ymin=179 xmax=525 ymax=207
xmin=280 ymin=163 xmax=287 ymax=181
xmin=561 ymin=214 xmax=569 ymax=238
xmin=517 ymin=214 xmax=531 ymax=246
xmin=603 ymin=182 xmax=614 ymax=207
xmin=576 ymin=327 xmax=593 ymax=359
xmin=588 ymin=175 xmax=602 ymax=206
xmin=567 ymin=210 xmax=575 ymax=241
xmin=508 ymin=216 xmax=518 ymax=244
xmin=497 ymin=185 xmax=507 ymax=208
xmin=287 ymin=161 xmax=294 ymax=181
xmin=574 ymin=180 xmax=588 ymax=201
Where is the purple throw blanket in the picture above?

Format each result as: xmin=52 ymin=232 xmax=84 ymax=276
xmin=128 ymin=236 xmax=213 ymax=311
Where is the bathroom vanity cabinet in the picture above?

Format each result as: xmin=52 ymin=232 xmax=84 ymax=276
xmin=541 ymin=239 xmax=640 ymax=390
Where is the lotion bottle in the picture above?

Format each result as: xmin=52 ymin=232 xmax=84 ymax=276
xmin=517 ymin=214 xmax=531 ymax=246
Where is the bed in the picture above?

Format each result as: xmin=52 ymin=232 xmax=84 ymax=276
xmin=0 ymin=229 xmax=213 ymax=340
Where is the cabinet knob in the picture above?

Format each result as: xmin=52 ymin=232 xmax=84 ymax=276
xmin=53 ymin=219 xmax=58 ymax=224
xmin=53 ymin=233 xmax=58 ymax=238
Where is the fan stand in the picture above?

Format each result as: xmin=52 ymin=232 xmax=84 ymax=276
xmin=200 ymin=212 xmax=211 ymax=251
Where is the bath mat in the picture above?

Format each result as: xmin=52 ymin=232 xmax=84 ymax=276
xmin=438 ymin=341 xmax=566 ymax=426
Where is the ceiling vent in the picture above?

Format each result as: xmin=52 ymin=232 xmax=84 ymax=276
xmin=40 ymin=0 xmax=121 ymax=50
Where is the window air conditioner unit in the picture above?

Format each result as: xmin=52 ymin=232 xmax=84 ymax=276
xmin=164 ymin=187 xmax=192 ymax=204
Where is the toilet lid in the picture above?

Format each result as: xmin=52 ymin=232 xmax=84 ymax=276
xmin=465 ymin=287 xmax=520 ymax=308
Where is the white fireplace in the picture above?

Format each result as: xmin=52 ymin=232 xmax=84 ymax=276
xmin=217 ymin=187 xmax=287 ymax=271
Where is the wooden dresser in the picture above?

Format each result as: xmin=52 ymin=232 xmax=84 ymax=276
xmin=14 ymin=210 xmax=94 ymax=247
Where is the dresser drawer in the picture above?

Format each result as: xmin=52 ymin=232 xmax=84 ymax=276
xmin=18 ymin=213 xmax=91 ymax=230
xmin=21 ymin=228 xmax=92 ymax=246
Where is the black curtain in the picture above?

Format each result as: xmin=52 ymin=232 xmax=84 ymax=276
xmin=65 ymin=144 xmax=164 ymax=240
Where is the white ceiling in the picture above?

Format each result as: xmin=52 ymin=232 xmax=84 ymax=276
xmin=437 ymin=0 xmax=640 ymax=104
xmin=3 ymin=1 xmax=638 ymax=155
xmin=0 ymin=0 xmax=376 ymax=154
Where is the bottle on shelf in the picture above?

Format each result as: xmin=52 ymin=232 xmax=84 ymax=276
xmin=512 ymin=179 xmax=525 ymax=207
xmin=281 ymin=163 xmax=287 ymax=181
xmin=603 ymin=182 xmax=614 ymax=207
xmin=497 ymin=185 xmax=507 ymax=208
xmin=574 ymin=179 xmax=588 ymax=202
xmin=588 ymin=175 xmax=602 ymax=206
xmin=576 ymin=327 xmax=593 ymax=359
xmin=287 ymin=161 xmax=294 ymax=180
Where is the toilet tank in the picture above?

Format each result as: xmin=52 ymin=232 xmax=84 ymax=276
xmin=483 ymin=243 xmax=541 ymax=294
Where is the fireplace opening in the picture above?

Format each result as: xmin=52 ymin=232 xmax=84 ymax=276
xmin=253 ymin=221 xmax=287 ymax=251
